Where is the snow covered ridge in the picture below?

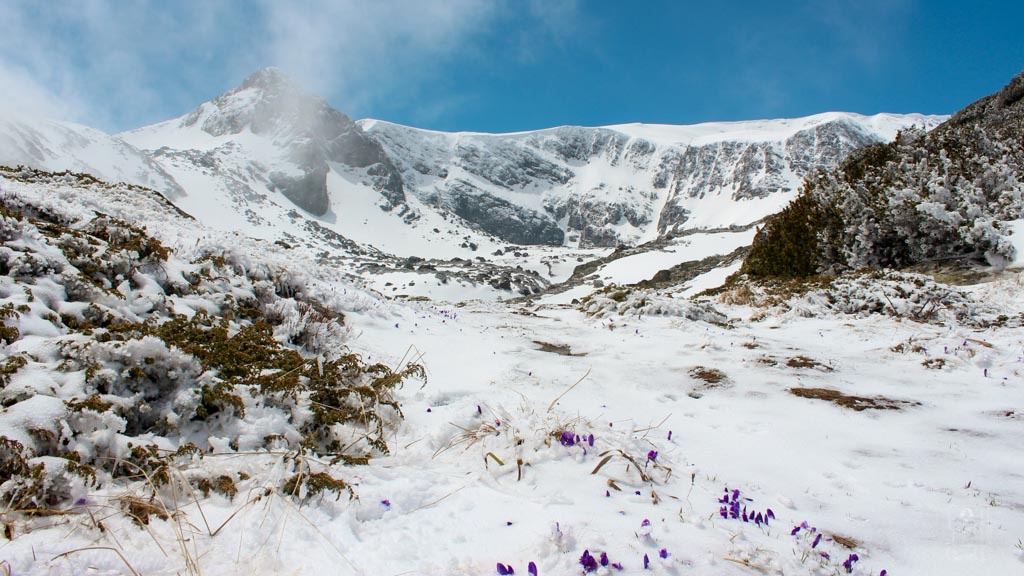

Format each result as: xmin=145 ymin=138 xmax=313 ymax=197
xmin=359 ymin=110 xmax=945 ymax=248
xmin=0 ymin=167 xmax=424 ymax=529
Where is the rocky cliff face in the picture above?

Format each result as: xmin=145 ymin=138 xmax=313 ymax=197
xmin=362 ymin=113 xmax=943 ymax=247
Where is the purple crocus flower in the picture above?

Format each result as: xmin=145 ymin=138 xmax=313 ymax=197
xmin=659 ymin=548 xmax=668 ymax=559
xmin=559 ymin=431 xmax=575 ymax=446
xmin=599 ymin=552 xmax=609 ymax=567
xmin=647 ymin=450 xmax=658 ymax=461
xmin=477 ymin=405 xmax=483 ymax=415
xmin=812 ymin=534 xmax=822 ymax=548
xmin=667 ymin=430 xmax=673 ymax=441
xmin=821 ymin=552 xmax=830 ymax=560
xmin=791 ymin=525 xmax=802 ymax=536
xmin=641 ymin=518 xmax=651 ymax=527
xmin=496 ymin=563 xmax=513 ymax=575
xmin=580 ymin=550 xmax=598 ymax=572
xmin=719 ymin=506 xmax=728 ymax=518
xmin=528 ymin=561 xmax=538 ymax=576
xmin=880 ymin=571 xmax=887 ymax=576
xmin=842 ymin=554 xmax=860 ymax=573
xmin=611 ymin=563 xmax=623 ymax=570
xmin=587 ymin=434 xmax=595 ymax=447
xmin=380 ymin=499 xmax=391 ymax=508
xmin=766 ymin=508 xmax=775 ymax=520
xmin=643 ymin=554 xmax=650 ymax=569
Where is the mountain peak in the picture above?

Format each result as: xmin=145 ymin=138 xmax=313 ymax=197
xmin=239 ymin=67 xmax=294 ymax=92
xmin=181 ymin=67 xmax=338 ymax=139
xmin=164 ymin=67 xmax=404 ymax=216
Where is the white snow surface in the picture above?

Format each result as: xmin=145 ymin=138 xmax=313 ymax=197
xmin=2 ymin=169 xmax=1024 ymax=576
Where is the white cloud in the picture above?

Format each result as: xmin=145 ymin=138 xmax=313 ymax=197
xmin=0 ymin=64 xmax=85 ymax=121
xmin=0 ymin=0 xmax=579 ymax=130
xmin=0 ymin=0 xmax=257 ymax=130
xmin=258 ymin=0 xmax=499 ymax=115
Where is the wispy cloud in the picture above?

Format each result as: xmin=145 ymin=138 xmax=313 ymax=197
xmin=0 ymin=0 xmax=259 ymax=130
xmin=257 ymin=0 xmax=499 ymax=116
xmin=0 ymin=1 xmax=519 ymax=130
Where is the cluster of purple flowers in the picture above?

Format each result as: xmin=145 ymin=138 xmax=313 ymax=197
xmin=559 ymin=430 xmax=595 ymax=448
xmin=579 ymin=549 xmax=623 ymax=572
xmin=717 ymin=487 xmax=774 ymax=526
xmin=791 ymin=521 xmax=832 ymax=561
xmin=495 ymin=561 xmax=538 ymax=575
xmin=792 ymin=522 xmax=885 ymax=575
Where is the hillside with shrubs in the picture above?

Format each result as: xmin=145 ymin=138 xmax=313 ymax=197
xmin=743 ymin=71 xmax=1024 ymax=277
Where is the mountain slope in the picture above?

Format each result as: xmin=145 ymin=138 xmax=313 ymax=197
xmin=0 ymin=113 xmax=184 ymax=198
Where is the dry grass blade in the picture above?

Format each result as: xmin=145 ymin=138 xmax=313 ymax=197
xmin=591 ymin=454 xmax=615 ymax=475
xmin=590 ymin=449 xmax=650 ymax=482
xmin=52 ymin=546 xmax=141 ymax=576
xmin=547 ymin=367 xmax=592 ymax=412
xmin=433 ymin=421 xmax=500 ymax=458
xmin=723 ymin=556 xmax=775 ymax=572
xmin=484 ymin=452 xmax=505 ymax=467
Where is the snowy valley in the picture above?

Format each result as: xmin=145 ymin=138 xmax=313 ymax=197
xmin=0 ymin=68 xmax=1022 ymax=576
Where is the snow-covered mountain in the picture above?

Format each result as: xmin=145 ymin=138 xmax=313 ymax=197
xmin=361 ymin=112 xmax=944 ymax=248
xmin=124 ymin=68 xmax=404 ymax=218
xmin=116 ymin=69 xmax=943 ymax=259
xmin=0 ymin=69 xmax=945 ymax=299
xmin=0 ymin=113 xmax=183 ymax=197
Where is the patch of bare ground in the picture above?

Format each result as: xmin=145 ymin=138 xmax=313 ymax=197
xmin=786 ymin=355 xmax=834 ymax=371
xmin=831 ymin=534 xmax=860 ymax=549
xmin=533 ymin=340 xmax=586 ymax=356
xmin=688 ymin=367 xmax=729 ymax=398
xmin=788 ymin=387 xmax=918 ymax=411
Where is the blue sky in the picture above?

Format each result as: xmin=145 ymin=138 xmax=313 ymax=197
xmin=2 ymin=0 xmax=1022 ymax=133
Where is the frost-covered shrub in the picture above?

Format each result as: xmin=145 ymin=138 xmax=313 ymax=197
xmin=64 ymin=335 xmax=205 ymax=435
xmin=0 ymin=176 xmax=422 ymax=514
xmin=579 ymin=284 xmax=728 ymax=323
xmin=737 ymin=270 xmax=997 ymax=326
